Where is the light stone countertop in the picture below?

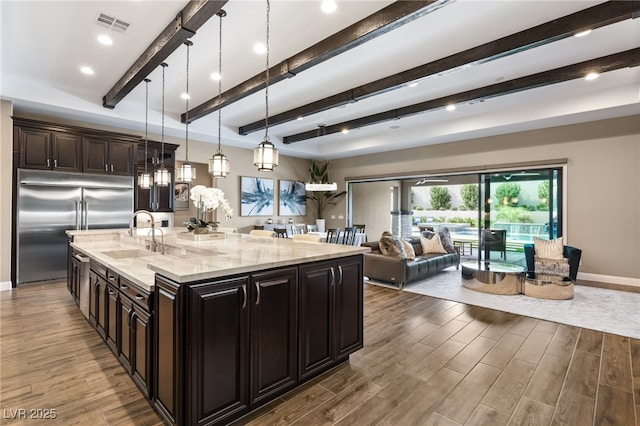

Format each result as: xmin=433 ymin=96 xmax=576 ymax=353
xmin=68 ymin=228 xmax=370 ymax=291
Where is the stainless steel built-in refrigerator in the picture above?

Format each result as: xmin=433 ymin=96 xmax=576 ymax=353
xmin=17 ymin=169 xmax=134 ymax=284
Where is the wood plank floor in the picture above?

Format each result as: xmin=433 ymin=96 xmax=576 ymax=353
xmin=1 ymin=281 xmax=638 ymax=426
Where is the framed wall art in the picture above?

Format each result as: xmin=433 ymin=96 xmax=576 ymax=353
xmin=240 ymin=176 xmax=274 ymax=216
xmin=174 ymin=182 xmax=190 ymax=210
xmin=279 ymin=180 xmax=306 ymax=216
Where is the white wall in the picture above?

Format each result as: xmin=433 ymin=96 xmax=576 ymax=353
xmin=0 ymin=100 xmax=13 ymax=289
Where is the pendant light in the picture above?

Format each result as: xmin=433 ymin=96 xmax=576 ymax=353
xmin=209 ymin=10 xmax=230 ymax=178
xmin=253 ymin=0 xmax=279 ymax=171
xmin=154 ymin=62 xmax=171 ymax=187
xmin=138 ymin=78 xmax=153 ymax=189
xmin=176 ymin=40 xmax=196 ymax=183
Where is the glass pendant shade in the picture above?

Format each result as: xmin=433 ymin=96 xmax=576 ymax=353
xmin=138 ymin=172 xmax=153 ymax=189
xmin=176 ymin=162 xmax=196 ymax=182
xmin=253 ymin=140 xmax=279 ymax=171
xmin=209 ymin=152 xmax=230 ymax=178
xmin=155 ymin=167 xmax=171 ymax=187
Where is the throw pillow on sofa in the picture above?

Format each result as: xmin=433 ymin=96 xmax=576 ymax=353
xmin=422 ymin=227 xmax=456 ymax=254
xmin=379 ymin=232 xmax=407 ymax=258
xmin=420 ymin=233 xmax=447 ymax=254
xmin=400 ymin=238 xmax=416 ymax=260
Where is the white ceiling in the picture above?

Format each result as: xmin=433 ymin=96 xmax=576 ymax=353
xmin=1 ymin=0 xmax=638 ymax=160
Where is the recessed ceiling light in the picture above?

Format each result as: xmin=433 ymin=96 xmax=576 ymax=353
xmin=181 ymin=92 xmax=190 ymax=100
xmin=97 ymin=34 xmax=113 ymax=45
xmin=446 ymin=104 xmax=456 ymax=111
xmin=253 ymin=42 xmax=266 ymax=54
xmin=210 ymin=71 xmax=222 ymax=81
xmin=341 ymin=129 xmax=349 ymax=134
xmin=575 ymin=29 xmax=592 ymax=37
xmin=296 ymin=116 xmax=304 ymax=121
xmin=321 ymin=0 xmax=337 ymax=14
xmin=585 ymin=72 xmax=599 ymax=81
xmin=80 ymin=66 xmax=94 ymax=75
xmin=407 ymin=82 xmax=419 ymax=88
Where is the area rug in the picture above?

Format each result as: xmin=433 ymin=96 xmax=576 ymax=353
xmin=367 ymin=268 xmax=640 ymax=339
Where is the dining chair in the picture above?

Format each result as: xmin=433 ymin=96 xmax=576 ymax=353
xmin=274 ymin=228 xmax=288 ymax=238
xmin=292 ymin=224 xmax=306 ymax=235
xmin=353 ymin=224 xmax=366 ymax=233
xmin=342 ymin=227 xmax=356 ymax=245
xmin=306 ymin=224 xmax=319 ymax=233
xmin=325 ymin=228 xmax=341 ymax=244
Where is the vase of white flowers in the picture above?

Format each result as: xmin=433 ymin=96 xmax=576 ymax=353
xmin=184 ymin=185 xmax=233 ymax=232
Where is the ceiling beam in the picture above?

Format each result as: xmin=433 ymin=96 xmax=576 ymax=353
xmin=282 ymin=48 xmax=640 ymax=144
xmin=182 ymin=0 xmax=452 ymax=123
xmin=241 ymin=1 xmax=639 ymax=135
xmin=102 ymin=0 xmax=227 ymax=109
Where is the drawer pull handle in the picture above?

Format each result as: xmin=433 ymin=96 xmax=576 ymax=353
xmin=241 ymin=285 xmax=247 ymax=309
xmin=255 ymin=282 xmax=261 ymax=306
xmin=135 ymin=294 xmax=144 ymax=301
xmin=108 ymin=275 xmax=117 ymax=281
xmin=120 ymin=285 xmax=129 ymax=290
xmin=108 ymin=290 xmax=115 ymax=295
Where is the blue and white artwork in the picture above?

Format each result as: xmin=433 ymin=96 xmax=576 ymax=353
xmin=241 ymin=176 xmax=274 ymax=216
xmin=279 ymin=180 xmax=306 ymax=216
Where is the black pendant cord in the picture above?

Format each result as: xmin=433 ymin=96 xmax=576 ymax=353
xmin=184 ymin=40 xmax=192 ymax=162
xmin=143 ymin=78 xmax=150 ymax=175
xmin=217 ymin=11 xmax=225 ymax=154
xmin=264 ymin=0 xmax=270 ymax=142
xmin=160 ymin=62 xmax=168 ymax=164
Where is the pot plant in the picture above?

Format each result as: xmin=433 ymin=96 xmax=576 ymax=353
xmin=306 ymin=161 xmax=346 ymax=232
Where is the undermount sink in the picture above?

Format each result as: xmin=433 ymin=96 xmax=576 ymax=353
xmin=102 ymin=249 xmax=154 ymax=259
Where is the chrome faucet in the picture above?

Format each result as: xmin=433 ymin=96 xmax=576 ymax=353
xmin=129 ymin=210 xmax=158 ymax=252
xmin=148 ymin=227 xmax=165 ymax=255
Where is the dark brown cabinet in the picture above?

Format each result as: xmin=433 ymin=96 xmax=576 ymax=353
xmin=298 ymin=256 xmax=363 ymax=380
xmin=68 ymin=251 xmax=81 ymax=305
xmin=18 ymin=126 xmax=81 ymax=171
xmin=83 ymin=137 xmax=136 ymax=176
xmin=250 ymin=268 xmax=298 ymax=405
xmin=187 ymin=276 xmax=251 ymax=426
xmin=117 ymin=276 xmax=153 ymax=399
xmin=135 ymin=142 xmax=177 ymax=212
xmin=106 ymin=283 xmax=119 ymax=354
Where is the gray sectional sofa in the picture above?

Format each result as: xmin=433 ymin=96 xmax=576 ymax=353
xmin=361 ymin=236 xmax=460 ymax=289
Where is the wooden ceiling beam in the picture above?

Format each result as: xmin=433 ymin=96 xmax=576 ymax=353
xmin=182 ymin=0 xmax=450 ymax=123
xmin=282 ymin=48 xmax=640 ymax=144
xmin=242 ymin=1 xmax=638 ymax=135
xmin=102 ymin=0 xmax=227 ymax=109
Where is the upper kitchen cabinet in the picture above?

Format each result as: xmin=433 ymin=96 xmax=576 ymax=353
xmin=83 ymin=137 xmax=136 ymax=176
xmin=16 ymin=125 xmax=81 ymax=172
xmin=14 ymin=118 xmax=141 ymax=176
xmin=135 ymin=141 xmax=178 ymax=212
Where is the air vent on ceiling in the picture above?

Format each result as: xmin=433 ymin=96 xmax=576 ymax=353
xmin=97 ymin=13 xmax=130 ymax=33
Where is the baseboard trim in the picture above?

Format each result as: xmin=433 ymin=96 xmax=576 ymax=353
xmin=578 ymin=272 xmax=640 ymax=288
xmin=0 ymin=281 xmax=13 ymax=291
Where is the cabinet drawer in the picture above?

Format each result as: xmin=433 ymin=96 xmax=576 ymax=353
xmin=90 ymin=259 xmax=107 ymax=279
xmin=119 ymin=276 xmax=152 ymax=311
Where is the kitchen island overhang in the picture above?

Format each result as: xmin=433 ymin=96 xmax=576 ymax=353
xmin=67 ymin=229 xmax=368 ymax=426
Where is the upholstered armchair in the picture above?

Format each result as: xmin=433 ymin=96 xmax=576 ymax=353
xmin=480 ymin=229 xmax=507 ymax=259
xmin=524 ymin=244 xmax=582 ymax=281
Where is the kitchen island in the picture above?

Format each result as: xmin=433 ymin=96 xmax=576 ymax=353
xmin=68 ymin=229 xmax=368 ymax=426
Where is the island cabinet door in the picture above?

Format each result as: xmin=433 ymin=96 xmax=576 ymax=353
xmin=97 ymin=276 xmax=109 ymax=340
xmin=298 ymin=260 xmax=335 ymax=381
xmin=118 ymin=294 xmax=133 ymax=373
xmin=334 ymin=256 xmax=364 ymax=360
xmin=250 ymin=267 xmax=298 ymax=405
xmin=105 ymin=283 xmax=119 ymax=355
xmin=187 ymin=276 xmax=251 ymax=426
xmin=131 ymin=303 xmax=152 ymax=399
xmin=88 ymin=270 xmax=99 ymax=327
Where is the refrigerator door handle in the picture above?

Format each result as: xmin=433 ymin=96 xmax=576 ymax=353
xmin=83 ymin=201 xmax=89 ymax=230
xmin=75 ymin=200 xmax=80 ymax=230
